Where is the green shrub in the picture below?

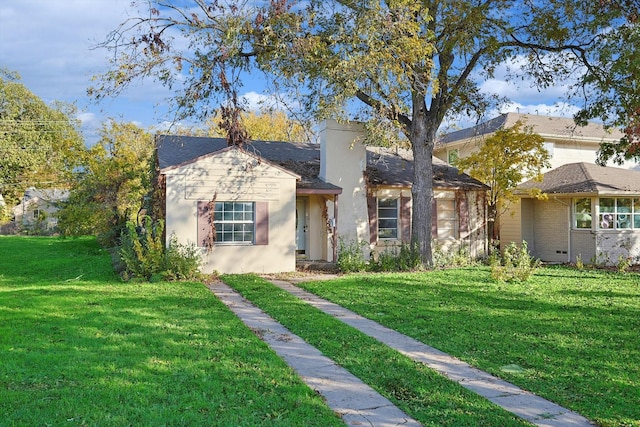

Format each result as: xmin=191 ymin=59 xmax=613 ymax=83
xmin=432 ymin=241 xmax=476 ymax=269
xmin=119 ymin=216 xmax=202 ymax=281
xmin=163 ymin=234 xmax=202 ymax=281
xmin=397 ymin=243 xmax=422 ymax=270
xmin=369 ymin=250 xmax=394 ymax=272
xmin=616 ymin=255 xmax=632 ymax=273
xmin=490 ymin=241 xmax=540 ymax=283
xmin=119 ymin=217 xmax=164 ymax=280
xmin=369 ymin=243 xmax=421 ymax=272
xmin=337 ymin=239 xmax=368 ymax=273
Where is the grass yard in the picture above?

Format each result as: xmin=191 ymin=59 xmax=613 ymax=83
xmin=290 ymin=268 xmax=639 ymax=427
xmin=0 ymin=236 xmax=343 ymax=426
xmin=223 ymin=274 xmax=533 ymax=426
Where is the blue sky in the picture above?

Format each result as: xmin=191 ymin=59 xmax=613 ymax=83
xmin=0 ymin=0 xmax=582 ymax=145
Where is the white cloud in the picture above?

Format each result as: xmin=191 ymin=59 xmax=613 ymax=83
xmin=437 ymin=54 xmax=585 ymax=134
xmin=439 ymin=102 xmax=582 ymax=136
xmin=1 ymin=1 xmax=589 ymax=146
xmin=477 ymin=54 xmax=578 ymax=105
xmin=241 ymin=91 xmax=273 ymax=111
xmin=0 ymin=0 xmax=177 ymax=146
xmin=76 ymin=112 xmax=97 ymax=125
xmin=495 ymin=101 xmax=580 ymax=118
xmin=240 ymin=91 xmax=300 ymax=113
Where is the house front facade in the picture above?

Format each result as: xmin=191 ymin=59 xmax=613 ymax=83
xmin=157 ymin=120 xmax=489 ymax=274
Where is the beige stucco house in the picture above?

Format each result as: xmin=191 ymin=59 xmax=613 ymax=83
xmin=157 ymin=120 xmax=489 ymax=274
xmin=436 ymin=113 xmax=640 ymax=265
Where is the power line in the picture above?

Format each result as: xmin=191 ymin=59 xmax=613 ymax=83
xmin=0 ymin=120 xmax=78 ymax=123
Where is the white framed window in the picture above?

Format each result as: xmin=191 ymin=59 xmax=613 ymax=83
xmin=573 ymin=198 xmax=592 ymax=229
xmin=377 ymin=198 xmax=398 ymax=239
xmin=213 ymin=202 xmax=255 ymax=243
xmin=598 ymin=197 xmax=640 ymax=230
xmin=198 ymin=200 xmax=268 ymax=247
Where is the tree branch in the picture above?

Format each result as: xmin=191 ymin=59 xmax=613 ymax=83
xmin=355 ymin=90 xmax=412 ymax=130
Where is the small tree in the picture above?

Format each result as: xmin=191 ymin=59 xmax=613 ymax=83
xmin=119 ymin=216 xmax=202 ymax=281
xmin=454 ymin=120 xmax=550 ymax=242
xmin=58 ymin=121 xmax=154 ymax=247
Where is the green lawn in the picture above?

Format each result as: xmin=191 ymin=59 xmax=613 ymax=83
xmin=0 ymin=236 xmax=343 ymax=426
xmin=223 ymin=274 xmax=533 ymax=427
xmin=3 ymin=236 xmax=638 ymax=427
xmin=289 ymin=268 xmax=640 ymax=427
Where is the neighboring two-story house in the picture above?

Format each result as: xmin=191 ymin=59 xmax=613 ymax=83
xmin=435 ymin=113 xmax=640 ymax=265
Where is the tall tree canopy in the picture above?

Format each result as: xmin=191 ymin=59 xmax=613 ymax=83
xmin=574 ymin=0 xmax=640 ymax=165
xmin=0 ymin=70 xmax=84 ymax=212
xmin=93 ymin=0 xmax=639 ymax=266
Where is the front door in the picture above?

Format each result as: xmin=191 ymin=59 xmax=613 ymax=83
xmin=296 ymin=199 xmax=307 ymax=257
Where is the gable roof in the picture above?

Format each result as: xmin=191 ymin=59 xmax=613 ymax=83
xmin=156 ymin=134 xmax=487 ymax=191
xmin=12 ymin=188 xmax=69 ymax=216
xmin=157 ymin=135 xmax=340 ymax=193
xmin=439 ymin=113 xmax=624 ymax=145
xmin=518 ymin=163 xmax=640 ymax=195
xmin=21 ymin=188 xmax=70 ymax=203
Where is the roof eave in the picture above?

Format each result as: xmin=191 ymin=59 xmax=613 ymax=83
xmin=296 ymin=188 xmax=343 ymax=195
xmin=160 ymin=145 xmax=301 ymax=180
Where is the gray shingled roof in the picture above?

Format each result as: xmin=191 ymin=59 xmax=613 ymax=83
xmin=156 ymin=134 xmax=487 ymax=191
xmin=366 ymin=147 xmax=487 ymax=189
xmin=22 ymin=188 xmax=70 ymax=202
xmin=518 ymin=163 xmax=640 ymax=195
xmin=439 ymin=113 xmax=623 ymax=145
xmin=156 ymin=135 xmax=338 ymax=192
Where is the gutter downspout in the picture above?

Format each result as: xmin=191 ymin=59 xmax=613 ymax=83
xmin=333 ymin=194 xmax=339 ymax=262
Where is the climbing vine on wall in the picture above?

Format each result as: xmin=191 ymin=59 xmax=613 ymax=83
xmin=204 ymin=193 xmax=217 ymax=253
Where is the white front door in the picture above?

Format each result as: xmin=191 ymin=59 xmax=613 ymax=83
xmin=296 ymin=199 xmax=307 ymax=257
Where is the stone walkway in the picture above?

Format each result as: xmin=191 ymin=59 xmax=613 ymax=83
xmin=208 ymin=277 xmax=596 ymax=427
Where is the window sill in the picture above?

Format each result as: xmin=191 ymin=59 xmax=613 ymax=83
xmin=200 ymin=242 xmax=255 ymax=247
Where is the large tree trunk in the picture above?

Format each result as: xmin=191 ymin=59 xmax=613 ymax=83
xmin=409 ymin=94 xmax=436 ymax=268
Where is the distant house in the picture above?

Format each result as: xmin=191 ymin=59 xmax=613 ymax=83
xmin=12 ymin=188 xmax=69 ymax=233
xmin=156 ymin=120 xmax=489 ymax=274
xmin=436 ymin=113 xmax=640 ymax=265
